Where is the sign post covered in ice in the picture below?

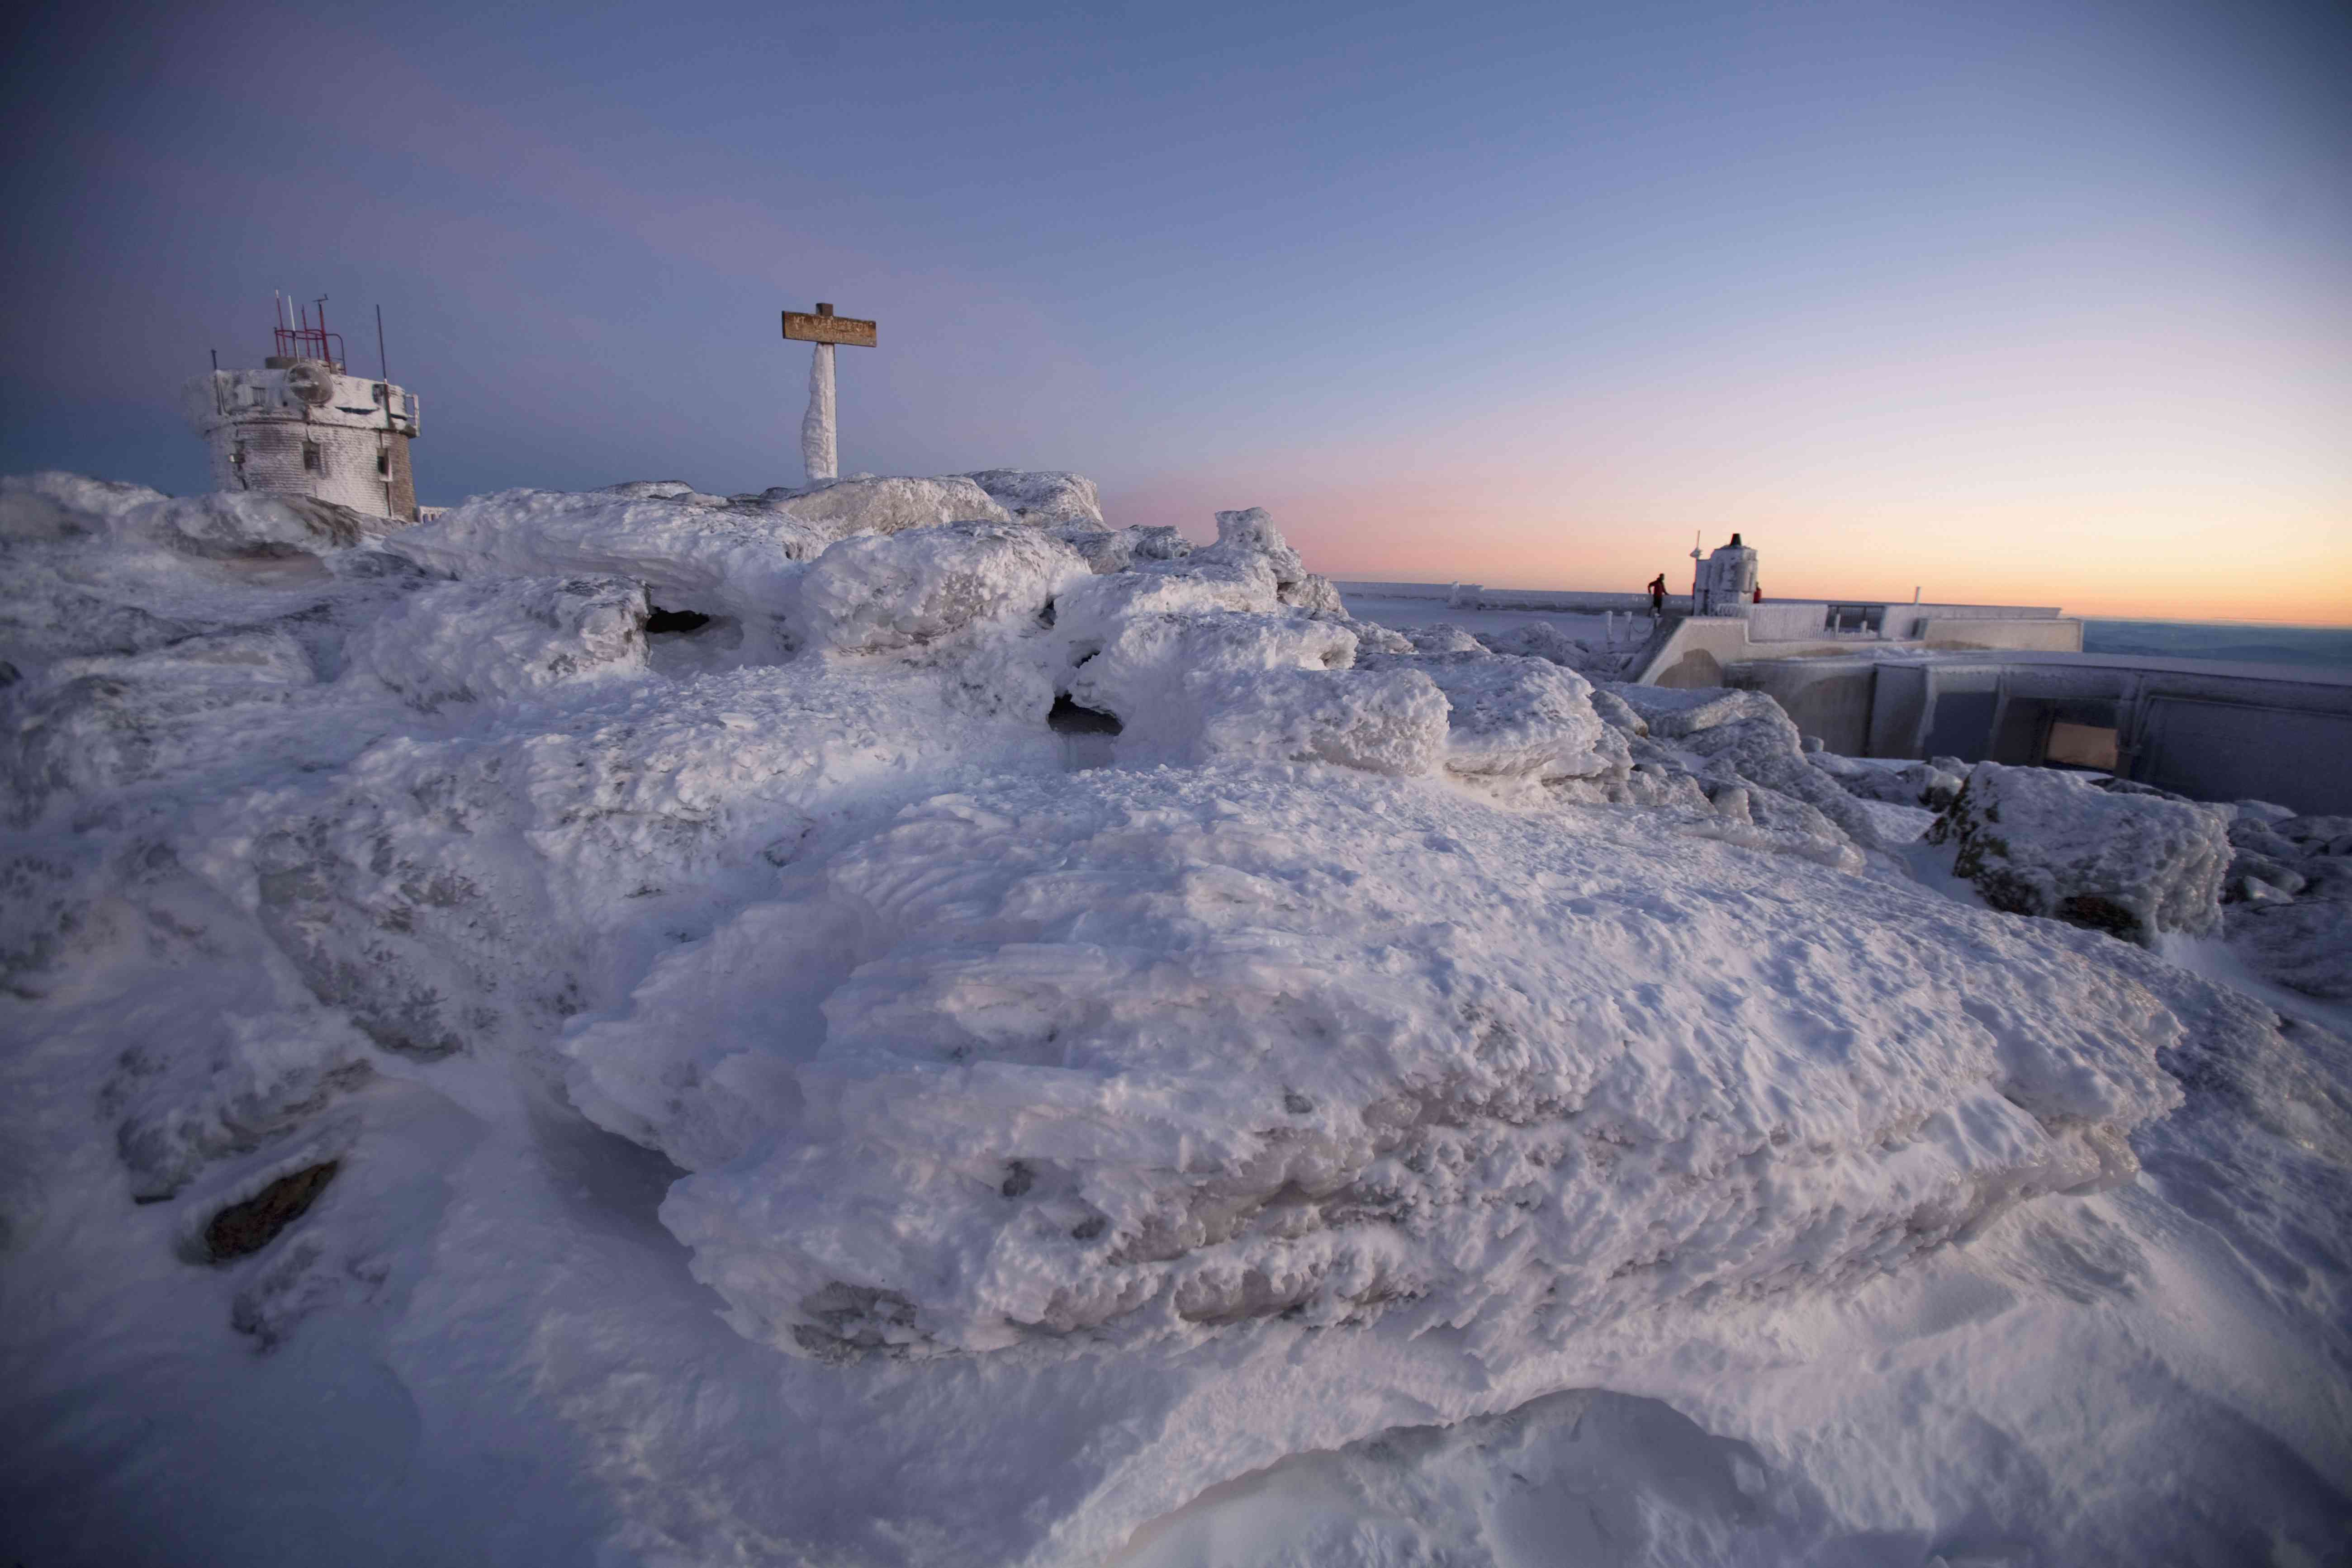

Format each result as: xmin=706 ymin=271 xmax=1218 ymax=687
xmin=782 ymin=302 xmax=877 ymax=485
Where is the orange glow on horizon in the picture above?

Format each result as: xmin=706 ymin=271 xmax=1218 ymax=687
xmin=1108 ymin=478 xmax=2352 ymax=629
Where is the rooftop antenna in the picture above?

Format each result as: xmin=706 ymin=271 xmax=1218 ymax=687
xmin=376 ymin=304 xmax=389 ymax=383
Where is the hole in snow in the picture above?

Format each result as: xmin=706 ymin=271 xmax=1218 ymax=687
xmin=644 ymin=607 xmax=712 ymax=634
xmin=1048 ymin=696 xmax=1122 ymax=736
xmin=204 ymin=1161 xmax=339 ymax=1262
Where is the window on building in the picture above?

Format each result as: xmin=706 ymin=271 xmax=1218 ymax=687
xmin=302 ymin=440 xmax=322 ymax=474
xmin=2044 ymin=722 xmax=2120 ymax=771
xmin=377 ymin=449 xmax=390 ymax=477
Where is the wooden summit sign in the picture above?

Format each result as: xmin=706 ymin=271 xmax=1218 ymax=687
xmin=783 ymin=302 xmax=875 ymax=482
xmin=782 ymin=303 xmax=877 ymax=347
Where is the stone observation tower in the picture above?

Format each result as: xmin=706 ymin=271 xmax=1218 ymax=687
xmin=184 ymin=295 xmax=421 ymax=521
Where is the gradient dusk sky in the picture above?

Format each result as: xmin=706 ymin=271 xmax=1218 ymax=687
xmin=5 ymin=0 xmax=2347 ymax=622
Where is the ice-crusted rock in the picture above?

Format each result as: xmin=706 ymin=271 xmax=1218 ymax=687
xmin=1399 ymin=623 xmax=1486 ymax=655
xmin=794 ymin=523 xmax=1087 ymax=655
xmin=1361 ymin=649 xmax=1621 ymax=792
xmin=2228 ymin=813 xmax=2303 ymax=863
xmin=1194 ymin=507 xmax=1344 ymax=613
xmin=1608 ymin=685 xmax=1781 ymax=740
xmin=343 ymin=576 xmax=649 ymax=709
xmin=767 ymin=474 xmax=1011 ymax=534
xmin=564 ymin=764 xmax=2180 ymax=1363
xmin=1066 ymin=609 xmax=1446 ymax=774
xmin=1 ymin=629 xmax=328 ymax=825
xmin=961 ymin=469 xmax=1104 ymax=526
xmin=1607 ymin=683 xmax=1886 ymax=853
xmin=1929 ymin=762 xmax=2230 ymax=944
xmin=394 ymin=488 xmax=824 ymax=657
xmin=602 ymin=479 xmax=701 ymax=501
xmin=1048 ymin=524 xmax=1190 ymax=574
xmin=1812 ymin=752 xmax=1966 ymax=812
xmin=0 ymin=471 xmax=388 ymax=563
xmin=2224 ymin=851 xmax=2306 ymax=902
xmin=127 ymin=491 xmax=392 ymax=559
xmin=2227 ymin=900 xmax=2352 ymax=1000
xmin=1476 ymin=620 xmax=1632 ymax=678
xmin=1055 ymin=546 xmax=1280 ymax=625
xmin=2277 ymin=815 xmax=2352 ymax=853
xmin=1587 ymin=686 xmax=1646 ymax=735
xmin=0 ymin=470 xmax=171 ymax=540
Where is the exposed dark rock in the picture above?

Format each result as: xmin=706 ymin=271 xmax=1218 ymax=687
xmin=203 ymin=1161 xmax=339 ymax=1262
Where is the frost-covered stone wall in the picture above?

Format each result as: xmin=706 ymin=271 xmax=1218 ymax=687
xmin=184 ymin=363 xmax=419 ymax=520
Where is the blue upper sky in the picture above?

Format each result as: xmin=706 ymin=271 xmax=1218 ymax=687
xmin=5 ymin=0 xmax=2347 ymax=619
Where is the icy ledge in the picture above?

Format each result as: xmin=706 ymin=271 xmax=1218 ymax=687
xmin=572 ymin=762 xmax=2174 ymax=1362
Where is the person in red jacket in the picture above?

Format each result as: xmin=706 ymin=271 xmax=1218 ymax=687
xmin=1647 ymin=573 xmax=1667 ymax=614
xmin=1752 ymin=584 xmax=1763 ymax=604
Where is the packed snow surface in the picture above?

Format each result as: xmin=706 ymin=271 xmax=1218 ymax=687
xmin=1 ymin=469 xmax=2346 ymax=1566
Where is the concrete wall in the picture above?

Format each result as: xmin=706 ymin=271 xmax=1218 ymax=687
xmin=1747 ymin=602 xmax=1832 ymax=641
xmin=1639 ymin=617 xmax=1755 ymax=688
xmin=1849 ymin=653 xmax=2352 ymax=814
xmin=1728 ymin=657 xmax=1880 ymax=755
xmin=2135 ymin=697 xmax=2352 ymax=811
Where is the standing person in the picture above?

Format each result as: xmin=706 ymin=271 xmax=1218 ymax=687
xmin=1646 ymin=573 xmax=1667 ymax=616
xmin=1753 ymin=583 xmax=1763 ymax=604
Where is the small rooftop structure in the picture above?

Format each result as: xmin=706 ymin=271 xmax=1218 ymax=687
xmin=183 ymin=294 xmax=421 ymax=521
xmin=1690 ymin=531 xmax=1759 ymax=616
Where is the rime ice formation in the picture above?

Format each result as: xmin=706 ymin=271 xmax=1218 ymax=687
xmin=963 ymin=468 xmax=1105 ymax=525
xmin=802 ymin=340 xmax=837 ymax=483
xmin=1927 ymin=762 xmax=2231 ymax=945
xmin=589 ymin=763 xmax=2170 ymax=1363
xmin=2 ymin=468 xmax=2347 ymax=1568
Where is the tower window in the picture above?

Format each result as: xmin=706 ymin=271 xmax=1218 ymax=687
xmin=302 ymin=440 xmax=322 ymax=474
xmin=377 ymin=449 xmax=390 ymax=477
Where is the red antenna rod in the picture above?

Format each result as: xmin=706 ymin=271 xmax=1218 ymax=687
xmin=272 ymin=292 xmax=345 ymax=368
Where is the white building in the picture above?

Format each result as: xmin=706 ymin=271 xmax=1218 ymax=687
xmin=183 ymin=300 xmax=421 ymax=521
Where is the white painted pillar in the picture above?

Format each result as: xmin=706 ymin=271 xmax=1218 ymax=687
xmin=801 ymin=341 xmax=837 ymax=484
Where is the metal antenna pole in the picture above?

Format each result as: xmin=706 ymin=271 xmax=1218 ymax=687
xmin=376 ymin=305 xmax=389 ymax=383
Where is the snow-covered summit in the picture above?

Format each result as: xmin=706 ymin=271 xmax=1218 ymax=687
xmin=2 ymin=469 xmax=2345 ymax=1566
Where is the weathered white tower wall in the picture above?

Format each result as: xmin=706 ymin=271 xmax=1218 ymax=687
xmin=1693 ymin=535 xmax=1760 ymax=617
xmin=183 ymin=360 xmax=421 ymax=521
